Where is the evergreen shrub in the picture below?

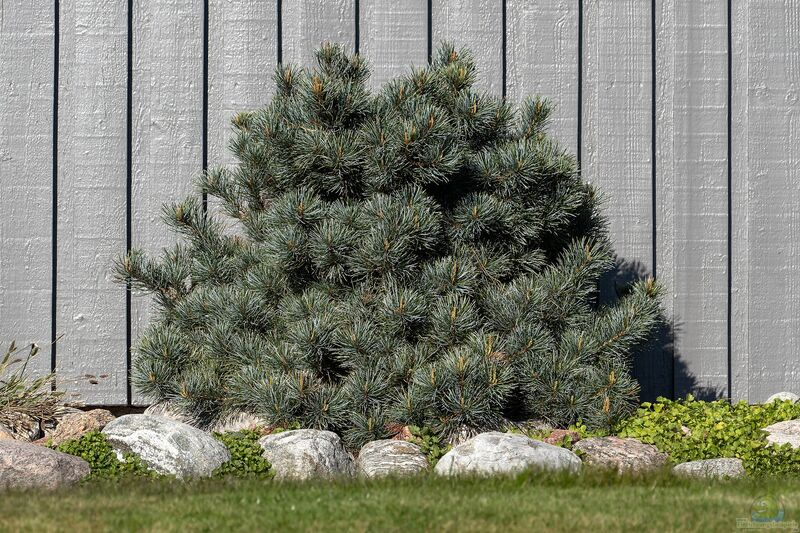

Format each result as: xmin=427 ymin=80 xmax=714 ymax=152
xmin=118 ymin=43 xmax=662 ymax=448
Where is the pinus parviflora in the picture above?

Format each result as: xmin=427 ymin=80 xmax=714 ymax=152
xmin=117 ymin=43 xmax=662 ymax=448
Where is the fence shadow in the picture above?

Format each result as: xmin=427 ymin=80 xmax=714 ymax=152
xmin=599 ymin=257 xmax=724 ymax=403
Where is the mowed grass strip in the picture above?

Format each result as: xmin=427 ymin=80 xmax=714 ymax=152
xmin=1 ymin=470 xmax=797 ymax=532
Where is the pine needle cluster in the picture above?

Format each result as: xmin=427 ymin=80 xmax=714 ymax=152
xmin=117 ymin=43 xmax=662 ymax=447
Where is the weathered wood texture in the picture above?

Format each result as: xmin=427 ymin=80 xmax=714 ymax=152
xmin=359 ymin=0 xmax=428 ymax=88
xmin=283 ymin=0 xmax=356 ymax=64
xmin=733 ymin=0 xmax=800 ymax=402
xmin=657 ymin=0 xmax=729 ymax=399
xmin=583 ymin=0 xmax=653 ymax=275
xmin=130 ymin=0 xmax=204 ymax=404
xmin=432 ymin=0 xmax=502 ymax=95
xmin=56 ymin=0 xmax=128 ymax=403
xmin=507 ymin=0 xmax=578 ymax=152
xmin=0 ymin=2 xmax=54 ymax=376
xmin=208 ymin=1 xmax=278 ymax=169
xmin=4 ymin=0 xmax=800 ymax=404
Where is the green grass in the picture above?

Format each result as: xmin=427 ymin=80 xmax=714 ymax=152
xmin=2 ymin=471 xmax=800 ymax=532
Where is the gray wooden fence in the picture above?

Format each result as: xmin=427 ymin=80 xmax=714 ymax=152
xmin=1 ymin=0 xmax=798 ymax=406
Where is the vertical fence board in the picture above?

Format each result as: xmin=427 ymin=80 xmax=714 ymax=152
xmin=657 ymin=0 xmax=729 ymax=398
xmin=10 ymin=0 xmax=800 ymax=404
xmin=654 ymin=0 xmax=676 ymax=400
xmin=432 ymin=0 xmax=502 ymax=95
xmin=730 ymin=0 xmax=750 ymax=401
xmin=359 ymin=0 xmax=427 ymax=88
xmin=734 ymin=0 xmax=800 ymax=402
xmin=583 ymin=1 xmax=658 ymax=397
xmin=507 ymin=0 xmax=578 ymax=152
xmin=131 ymin=0 xmax=204 ymax=404
xmin=57 ymin=0 xmax=127 ymax=403
xmin=208 ymin=2 xmax=277 ymax=170
xmin=283 ymin=0 xmax=355 ymax=66
xmin=583 ymin=0 xmax=653 ymax=277
xmin=0 ymin=2 xmax=54 ymax=374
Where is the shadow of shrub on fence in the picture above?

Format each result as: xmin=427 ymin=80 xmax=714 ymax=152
xmin=600 ymin=257 xmax=724 ymax=403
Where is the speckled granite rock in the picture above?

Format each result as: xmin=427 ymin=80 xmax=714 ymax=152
xmin=102 ymin=415 xmax=230 ymax=478
xmin=258 ymin=430 xmax=355 ymax=480
xmin=48 ymin=409 xmax=116 ymax=446
xmin=573 ymin=437 xmax=668 ymax=473
xmin=434 ymin=432 xmax=581 ymax=476
xmin=766 ymin=392 xmax=800 ymax=404
xmin=762 ymin=420 xmax=800 ymax=448
xmin=0 ymin=441 xmax=90 ymax=489
xmin=672 ymin=458 xmax=746 ymax=479
xmin=357 ymin=440 xmax=428 ymax=478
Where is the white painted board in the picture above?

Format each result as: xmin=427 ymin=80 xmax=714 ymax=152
xmin=733 ymin=0 xmax=800 ymax=402
xmin=657 ymin=0 xmax=729 ymax=399
xmin=57 ymin=0 xmax=128 ymax=404
xmin=0 ymin=1 xmax=54 ymax=378
xmin=359 ymin=0 xmax=428 ymax=89
xmin=283 ymin=0 xmax=356 ymax=66
xmin=432 ymin=0 xmax=502 ymax=96
xmin=507 ymin=0 xmax=578 ymax=152
xmin=131 ymin=0 xmax=204 ymax=404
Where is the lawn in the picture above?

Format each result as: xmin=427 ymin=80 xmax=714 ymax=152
xmin=2 ymin=471 xmax=799 ymax=532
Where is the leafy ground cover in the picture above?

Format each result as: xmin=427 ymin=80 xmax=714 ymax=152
xmin=616 ymin=396 xmax=800 ymax=475
xmin=2 ymin=471 xmax=799 ymax=532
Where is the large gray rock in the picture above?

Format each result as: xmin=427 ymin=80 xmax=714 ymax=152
xmin=434 ymin=431 xmax=581 ymax=477
xmin=762 ymin=420 xmax=800 ymax=448
xmin=102 ymin=415 xmax=230 ymax=479
xmin=48 ymin=409 xmax=116 ymax=446
xmin=258 ymin=430 xmax=355 ymax=480
xmin=0 ymin=441 xmax=90 ymax=490
xmin=357 ymin=440 xmax=429 ymax=478
xmin=573 ymin=437 xmax=669 ymax=473
xmin=766 ymin=392 xmax=800 ymax=404
xmin=672 ymin=458 xmax=746 ymax=479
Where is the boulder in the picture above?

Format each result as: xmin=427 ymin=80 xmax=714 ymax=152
xmin=357 ymin=440 xmax=429 ymax=478
xmin=0 ymin=441 xmax=90 ymax=490
xmin=766 ymin=392 xmax=800 ymax=404
xmin=258 ymin=429 xmax=355 ymax=480
xmin=544 ymin=429 xmax=582 ymax=446
xmin=672 ymin=458 xmax=746 ymax=479
xmin=572 ymin=437 xmax=668 ymax=473
xmin=434 ymin=432 xmax=581 ymax=477
xmin=209 ymin=411 xmax=269 ymax=434
xmin=102 ymin=415 xmax=230 ymax=478
xmin=47 ymin=409 xmax=116 ymax=446
xmin=762 ymin=420 xmax=800 ymax=448
xmin=0 ymin=427 xmax=15 ymax=441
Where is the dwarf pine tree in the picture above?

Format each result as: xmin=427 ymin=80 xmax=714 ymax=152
xmin=117 ymin=43 xmax=662 ymax=447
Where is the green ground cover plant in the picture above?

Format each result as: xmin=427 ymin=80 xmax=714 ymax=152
xmin=616 ymin=395 xmax=800 ymax=475
xmin=56 ymin=429 xmax=275 ymax=480
xmin=117 ymin=42 xmax=663 ymax=448
xmin=56 ymin=431 xmax=155 ymax=481
xmin=1 ymin=470 xmax=798 ymax=532
xmin=406 ymin=425 xmax=451 ymax=465
xmin=211 ymin=430 xmax=273 ymax=478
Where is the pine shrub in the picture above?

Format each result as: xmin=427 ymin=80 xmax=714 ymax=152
xmin=117 ymin=43 xmax=662 ymax=448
